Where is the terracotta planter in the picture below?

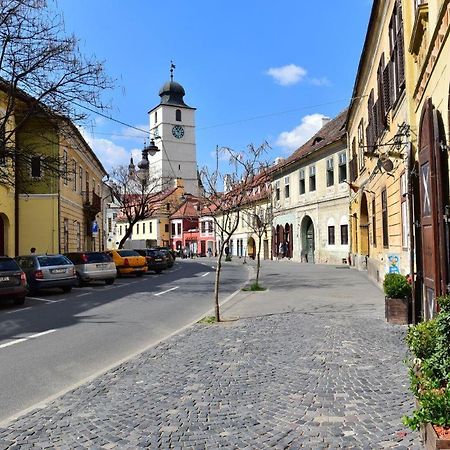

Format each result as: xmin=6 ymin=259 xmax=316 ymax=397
xmin=421 ymin=423 xmax=450 ymax=449
xmin=385 ymin=296 xmax=410 ymax=324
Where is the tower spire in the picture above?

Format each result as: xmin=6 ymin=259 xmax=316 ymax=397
xmin=170 ymin=60 xmax=176 ymax=81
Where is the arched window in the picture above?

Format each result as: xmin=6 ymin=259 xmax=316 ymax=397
xmin=154 ymin=111 xmax=158 ymax=124
xmin=175 ymin=109 xmax=182 ymax=122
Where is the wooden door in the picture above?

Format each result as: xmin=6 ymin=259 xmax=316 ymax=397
xmin=418 ymin=99 xmax=449 ymax=319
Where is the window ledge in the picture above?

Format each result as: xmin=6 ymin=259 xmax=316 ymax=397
xmin=409 ymin=3 xmax=429 ymax=55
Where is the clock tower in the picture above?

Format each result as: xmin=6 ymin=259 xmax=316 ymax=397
xmin=148 ymin=74 xmax=198 ymax=195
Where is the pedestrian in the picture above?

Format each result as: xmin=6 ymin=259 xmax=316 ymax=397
xmin=207 ymin=247 xmax=212 ymax=258
xmin=30 ymin=247 xmax=36 ymax=254
xmin=224 ymin=245 xmax=229 ymax=256
xmin=278 ymin=242 xmax=284 ymax=259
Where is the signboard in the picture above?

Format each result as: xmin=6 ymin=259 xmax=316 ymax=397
xmin=92 ymin=221 xmax=99 ymax=238
xmin=387 ymin=254 xmax=400 ymax=274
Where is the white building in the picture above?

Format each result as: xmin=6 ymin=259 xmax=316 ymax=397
xmin=148 ymin=74 xmax=198 ymax=196
xmin=272 ymin=110 xmax=350 ymax=264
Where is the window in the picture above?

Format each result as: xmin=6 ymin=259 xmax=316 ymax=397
xmin=328 ymin=226 xmax=335 ymax=245
xmin=358 ymin=119 xmax=365 ymax=171
xmin=326 ymin=158 xmax=334 ymax=187
xmin=165 ymin=224 xmax=169 ymax=233
xmin=337 ymin=152 xmax=346 ymax=183
xmin=201 ymin=221 xmax=206 ymax=233
xmin=177 ymin=223 xmax=181 ymax=235
xmin=299 ymin=169 xmax=305 ymax=195
xmin=382 ymin=189 xmax=389 ymax=248
xmin=143 ymin=222 xmax=146 ymax=234
xmin=309 ymin=166 xmax=316 ymax=191
xmin=284 ymin=176 xmax=290 ymax=199
xmin=154 ymin=111 xmax=158 ymax=124
xmin=63 ymin=150 xmax=68 ymax=185
xmin=108 ymin=218 xmax=112 ymax=233
xmin=72 ymin=160 xmax=77 ymax=191
xmin=175 ymin=109 xmax=182 ymax=121
xmin=172 ymin=223 xmax=176 ymax=236
xmin=400 ymin=172 xmax=409 ymax=248
xmin=79 ymin=167 xmax=83 ymax=193
xmin=136 ymin=223 xmax=139 ymax=235
xmin=76 ymin=221 xmax=81 ymax=252
xmin=372 ymin=198 xmax=377 ymax=247
xmin=275 ymin=180 xmax=280 ymax=201
xmin=119 ymin=225 xmax=122 ymax=235
xmin=149 ymin=222 xmax=153 ymax=233
xmin=377 ymin=53 xmax=388 ymax=127
xmin=341 ymin=224 xmax=349 ymax=245
xmin=389 ymin=0 xmax=405 ymax=104
xmin=31 ymin=156 xmax=42 ymax=178
xmin=63 ymin=218 xmax=69 ymax=253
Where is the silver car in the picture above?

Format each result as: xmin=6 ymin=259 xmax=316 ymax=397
xmin=15 ymin=254 xmax=77 ymax=294
xmin=64 ymin=252 xmax=116 ymax=285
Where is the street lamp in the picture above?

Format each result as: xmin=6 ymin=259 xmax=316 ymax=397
xmin=135 ymin=139 xmax=160 ymax=182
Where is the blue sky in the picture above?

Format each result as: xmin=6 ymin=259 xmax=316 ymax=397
xmin=56 ymin=0 xmax=372 ymax=172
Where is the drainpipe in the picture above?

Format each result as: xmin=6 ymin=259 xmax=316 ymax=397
xmin=14 ymin=155 xmax=19 ymax=256
xmin=407 ymin=142 xmax=417 ymax=324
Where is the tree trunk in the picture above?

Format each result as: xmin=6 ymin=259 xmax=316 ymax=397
xmin=118 ymin=222 xmax=134 ymax=249
xmin=256 ymin=233 xmax=263 ymax=285
xmin=214 ymin=248 xmax=224 ymax=322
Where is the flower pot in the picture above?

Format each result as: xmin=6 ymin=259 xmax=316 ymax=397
xmin=385 ymin=296 xmax=410 ymax=324
xmin=421 ymin=423 xmax=450 ymax=449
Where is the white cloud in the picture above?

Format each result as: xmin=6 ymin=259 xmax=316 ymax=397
xmin=120 ymin=124 xmax=149 ymax=141
xmin=266 ymin=64 xmax=307 ymax=86
xmin=275 ymin=114 xmax=327 ymax=151
xmin=79 ymin=127 xmax=131 ymax=170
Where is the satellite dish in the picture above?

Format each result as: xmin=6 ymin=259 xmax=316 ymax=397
xmin=379 ymin=155 xmax=394 ymax=172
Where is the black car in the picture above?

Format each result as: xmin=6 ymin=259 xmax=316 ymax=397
xmin=155 ymin=247 xmax=175 ymax=268
xmin=0 ymin=256 xmax=28 ymax=305
xmin=134 ymin=249 xmax=168 ymax=273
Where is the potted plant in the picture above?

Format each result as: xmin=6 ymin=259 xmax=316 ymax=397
xmin=403 ymin=294 xmax=450 ymax=448
xmin=383 ymin=273 xmax=412 ymax=324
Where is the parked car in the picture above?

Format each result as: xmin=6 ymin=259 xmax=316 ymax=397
xmin=134 ymin=248 xmax=168 ymax=273
xmin=15 ymin=254 xmax=77 ymax=294
xmin=107 ymin=250 xmax=147 ymax=277
xmin=0 ymin=256 xmax=28 ymax=305
xmin=155 ymin=247 xmax=174 ymax=268
xmin=64 ymin=252 xmax=116 ymax=285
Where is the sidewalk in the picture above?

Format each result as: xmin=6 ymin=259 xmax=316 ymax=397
xmin=0 ymin=261 xmax=421 ymax=449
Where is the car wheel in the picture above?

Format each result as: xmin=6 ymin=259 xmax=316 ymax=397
xmin=76 ymin=273 xmax=85 ymax=287
xmin=105 ymin=278 xmax=115 ymax=285
xmin=116 ymin=269 xmax=121 ymax=278
xmin=62 ymin=286 xmax=72 ymax=293
xmin=155 ymin=269 xmax=162 ymax=274
xmin=13 ymin=296 xmax=26 ymax=305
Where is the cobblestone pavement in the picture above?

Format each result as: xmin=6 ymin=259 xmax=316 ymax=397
xmin=0 ymin=264 xmax=422 ymax=449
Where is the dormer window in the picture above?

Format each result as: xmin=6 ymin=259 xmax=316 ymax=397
xmin=176 ymin=109 xmax=182 ymax=122
xmin=313 ymin=136 xmax=324 ymax=145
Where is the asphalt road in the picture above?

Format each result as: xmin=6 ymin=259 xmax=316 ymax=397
xmin=0 ymin=258 xmax=248 ymax=424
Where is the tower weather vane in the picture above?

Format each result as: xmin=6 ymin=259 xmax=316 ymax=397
xmin=170 ymin=61 xmax=176 ymax=81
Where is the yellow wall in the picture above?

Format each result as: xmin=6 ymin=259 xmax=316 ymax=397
xmin=0 ymin=186 xmax=16 ymax=256
xmin=18 ymin=195 xmax=58 ymax=255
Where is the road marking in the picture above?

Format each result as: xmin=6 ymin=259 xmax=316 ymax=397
xmin=5 ymin=307 xmax=32 ymax=314
xmin=201 ymin=272 xmax=209 ymax=277
xmin=154 ymin=286 xmax=179 ymax=297
xmin=28 ymin=329 xmax=56 ymax=339
xmin=0 ymin=329 xmax=56 ymax=349
xmin=27 ymin=297 xmax=60 ymax=303
xmin=75 ymin=293 xmax=90 ymax=298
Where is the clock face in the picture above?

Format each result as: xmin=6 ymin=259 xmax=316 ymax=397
xmin=172 ymin=125 xmax=184 ymax=139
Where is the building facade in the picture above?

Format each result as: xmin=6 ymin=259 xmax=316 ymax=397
xmin=272 ymin=111 xmax=350 ymax=265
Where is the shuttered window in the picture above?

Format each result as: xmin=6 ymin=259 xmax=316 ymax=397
xmin=382 ymin=189 xmax=389 ymax=248
xmin=372 ymin=198 xmax=377 ymax=247
xmin=389 ymin=0 xmax=405 ymax=105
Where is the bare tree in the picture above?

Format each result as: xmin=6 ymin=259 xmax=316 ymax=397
xmin=0 ymin=0 xmax=112 ymax=187
xmin=108 ymin=162 xmax=176 ymax=249
xmin=200 ymin=142 xmax=269 ymax=322
xmin=241 ymin=171 xmax=273 ymax=287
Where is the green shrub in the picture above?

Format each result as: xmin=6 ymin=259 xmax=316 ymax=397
xmin=403 ymin=294 xmax=450 ymax=430
xmin=406 ymin=319 xmax=437 ymax=360
xmin=383 ymin=273 xmax=412 ymax=298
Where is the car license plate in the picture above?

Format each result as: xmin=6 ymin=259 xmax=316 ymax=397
xmin=51 ymin=268 xmax=66 ymax=274
xmin=0 ymin=276 xmax=10 ymax=282
xmin=96 ymin=263 xmax=108 ymax=269
xmin=155 ymin=258 xmax=162 ymax=262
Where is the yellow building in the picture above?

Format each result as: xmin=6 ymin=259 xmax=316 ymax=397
xmin=403 ymin=0 xmax=450 ymax=319
xmin=0 ymin=84 xmax=106 ymax=256
xmin=347 ymin=0 xmax=412 ymax=286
